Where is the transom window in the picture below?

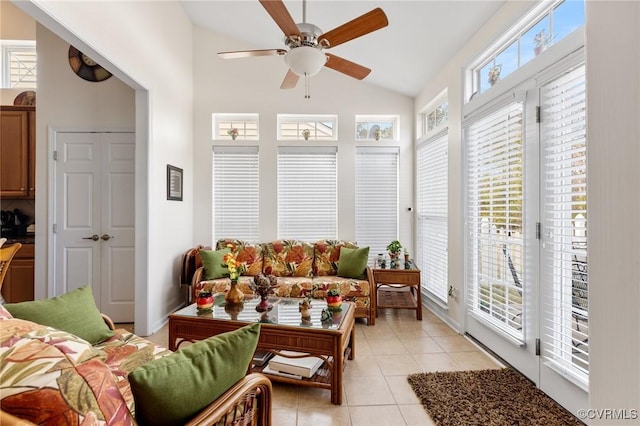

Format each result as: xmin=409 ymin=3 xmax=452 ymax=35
xmin=212 ymin=113 xmax=259 ymax=140
xmin=419 ymin=92 xmax=448 ymax=138
xmin=277 ymin=114 xmax=337 ymax=141
xmin=468 ymin=0 xmax=584 ymax=97
xmin=355 ymin=115 xmax=399 ymax=141
xmin=1 ymin=41 xmax=37 ymax=89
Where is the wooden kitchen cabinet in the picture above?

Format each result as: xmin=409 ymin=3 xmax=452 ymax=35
xmin=1 ymin=243 xmax=35 ymax=303
xmin=1 ymin=106 xmax=36 ymax=199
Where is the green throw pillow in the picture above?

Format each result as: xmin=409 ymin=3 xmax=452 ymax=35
xmin=4 ymin=285 xmax=114 ymax=344
xmin=199 ymin=248 xmax=231 ymax=280
xmin=337 ymin=246 xmax=370 ymax=279
xmin=128 ymin=323 xmax=260 ymax=426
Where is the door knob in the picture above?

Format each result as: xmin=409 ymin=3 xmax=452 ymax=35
xmin=82 ymin=234 xmax=100 ymax=241
xmin=101 ymin=234 xmax=113 ymax=241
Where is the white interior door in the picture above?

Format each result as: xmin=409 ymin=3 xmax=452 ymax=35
xmin=54 ymin=131 xmax=135 ymax=322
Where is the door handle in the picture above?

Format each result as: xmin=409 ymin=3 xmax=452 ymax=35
xmin=83 ymin=234 xmax=100 ymax=241
xmin=101 ymin=234 xmax=113 ymax=241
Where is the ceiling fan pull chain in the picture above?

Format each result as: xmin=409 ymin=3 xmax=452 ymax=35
xmin=304 ymin=72 xmax=310 ymax=99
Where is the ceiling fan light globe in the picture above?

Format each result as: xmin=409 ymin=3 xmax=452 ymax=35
xmin=285 ymin=46 xmax=327 ymax=77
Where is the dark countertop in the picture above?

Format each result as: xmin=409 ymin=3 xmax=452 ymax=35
xmin=2 ymin=235 xmax=35 ymax=245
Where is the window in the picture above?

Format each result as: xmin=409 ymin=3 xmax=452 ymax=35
xmin=355 ymin=115 xmax=399 ymax=141
xmin=355 ymin=147 xmax=399 ymax=263
xmin=213 ymin=146 xmax=260 ymax=242
xmin=277 ymin=146 xmax=337 ymax=240
xmin=422 ymin=101 xmax=448 ymax=136
xmin=277 ymin=114 xmax=337 ymax=140
xmin=212 ymin=113 xmax=259 ymax=140
xmin=469 ymin=0 xmax=585 ymax=97
xmin=416 ymin=133 xmax=448 ymax=303
xmin=540 ymin=64 xmax=588 ymax=384
xmin=466 ymin=101 xmax=525 ymax=340
xmin=1 ymin=41 xmax=37 ymax=89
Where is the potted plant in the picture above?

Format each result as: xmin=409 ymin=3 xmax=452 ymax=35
xmin=386 ymin=240 xmax=402 ymax=260
xmin=533 ymin=29 xmax=551 ymax=56
xmin=227 ymin=128 xmax=239 ymax=140
xmin=488 ymin=64 xmax=501 ymax=86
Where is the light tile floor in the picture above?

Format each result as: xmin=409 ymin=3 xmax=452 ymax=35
xmin=144 ymin=306 xmax=503 ymax=426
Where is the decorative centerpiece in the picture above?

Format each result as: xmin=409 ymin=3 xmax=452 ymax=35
xmin=299 ymin=298 xmax=312 ymax=321
xmin=325 ymin=288 xmax=342 ymax=311
xmin=250 ymin=274 xmax=278 ymax=312
xmin=387 ymin=240 xmax=402 ymax=261
xmin=223 ymin=247 xmax=244 ymax=304
xmin=196 ymin=290 xmax=214 ymax=311
xmin=227 ymin=127 xmax=239 ymax=140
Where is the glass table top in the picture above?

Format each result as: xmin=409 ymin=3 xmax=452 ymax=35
xmin=173 ymin=294 xmax=351 ymax=331
xmin=372 ymin=258 xmax=418 ymax=271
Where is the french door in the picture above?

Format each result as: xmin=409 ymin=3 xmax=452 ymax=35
xmin=52 ymin=131 xmax=135 ymax=322
xmin=465 ymin=60 xmax=588 ymax=415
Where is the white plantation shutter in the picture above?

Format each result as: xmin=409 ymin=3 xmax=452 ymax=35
xmin=466 ymin=101 xmax=525 ymax=340
xmin=278 ymin=146 xmax=337 ymax=240
xmin=540 ymin=65 xmax=588 ymax=384
xmin=417 ymin=133 xmax=448 ymax=303
xmin=355 ymin=147 xmax=399 ymax=263
xmin=213 ymin=146 xmax=259 ymax=242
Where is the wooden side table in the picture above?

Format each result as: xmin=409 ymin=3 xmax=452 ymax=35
xmin=373 ymin=260 xmax=422 ymax=320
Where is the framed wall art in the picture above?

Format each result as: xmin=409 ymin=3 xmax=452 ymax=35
xmin=167 ymin=165 xmax=183 ymax=201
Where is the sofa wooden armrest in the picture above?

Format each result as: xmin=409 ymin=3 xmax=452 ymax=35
xmin=1 ymin=374 xmax=272 ymax=426
xmin=186 ymin=373 xmax=272 ymax=426
xmin=0 ymin=411 xmax=34 ymax=426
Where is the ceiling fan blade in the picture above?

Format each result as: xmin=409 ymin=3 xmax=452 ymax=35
xmin=325 ymin=53 xmax=371 ymax=80
xmin=319 ymin=8 xmax=388 ymax=48
xmin=218 ymin=49 xmax=287 ymax=59
xmin=259 ymin=0 xmax=302 ymax=38
xmin=280 ymin=69 xmax=300 ymax=89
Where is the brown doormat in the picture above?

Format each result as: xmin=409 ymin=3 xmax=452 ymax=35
xmin=407 ymin=368 xmax=583 ymax=425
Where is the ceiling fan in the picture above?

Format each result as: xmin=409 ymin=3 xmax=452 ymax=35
xmin=218 ymin=0 xmax=389 ymax=98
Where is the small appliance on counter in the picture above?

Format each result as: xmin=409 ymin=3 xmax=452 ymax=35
xmin=0 ymin=209 xmax=30 ymax=237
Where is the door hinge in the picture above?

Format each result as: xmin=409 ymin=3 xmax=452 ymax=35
xmin=536 ymin=106 xmax=541 ymax=123
xmin=536 ymin=222 xmax=541 ymax=240
xmin=53 ymin=151 xmax=58 ymax=161
xmin=52 ymin=224 xmax=57 ymax=233
xmin=535 ymin=338 xmax=541 ymax=356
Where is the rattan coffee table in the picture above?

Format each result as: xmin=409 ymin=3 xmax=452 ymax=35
xmin=168 ymin=296 xmax=355 ymax=405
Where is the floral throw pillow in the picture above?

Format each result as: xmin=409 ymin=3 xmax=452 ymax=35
xmin=215 ymin=239 xmax=264 ymax=276
xmin=313 ymin=240 xmax=358 ymax=276
xmin=263 ymin=240 xmax=313 ymax=277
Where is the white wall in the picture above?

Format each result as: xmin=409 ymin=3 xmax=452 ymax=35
xmin=18 ymin=0 xmax=194 ymax=335
xmin=586 ymin=1 xmax=640 ymax=420
xmin=192 ymin=27 xmax=415 ymax=251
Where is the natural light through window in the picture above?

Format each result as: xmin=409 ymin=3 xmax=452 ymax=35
xmin=471 ymin=0 xmax=584 ymax=97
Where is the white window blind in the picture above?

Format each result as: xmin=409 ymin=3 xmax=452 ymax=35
xmin=466 ymin=101 xmax=525 ymax=340
xmin=213 ymin=146 xmax=259 ymax=242
xmin=355 ymin=147 xmax=399 ymax=263
xmin=2 ymin=42 xmax=37 ymax=89
xmin=417 ymin=133 xmax=448 ymax=303
xmin=277 ymin=146 xmax=337 ymax=240
xmin=540 ymin=65 xmax=588 ymax=384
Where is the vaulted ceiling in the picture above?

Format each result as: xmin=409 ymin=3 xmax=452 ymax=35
xmin=181 ymin=0 xmax=507 ymax=97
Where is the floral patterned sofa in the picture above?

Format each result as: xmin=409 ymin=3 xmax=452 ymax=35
xmin=191 ymin=239 xmax=376 ymax=325
xmin=0 ymin=305 xmax=272 ymax=425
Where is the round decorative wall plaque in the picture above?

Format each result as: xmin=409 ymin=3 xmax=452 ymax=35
xmin=68 ymin=46 xmax=112 ymax=82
